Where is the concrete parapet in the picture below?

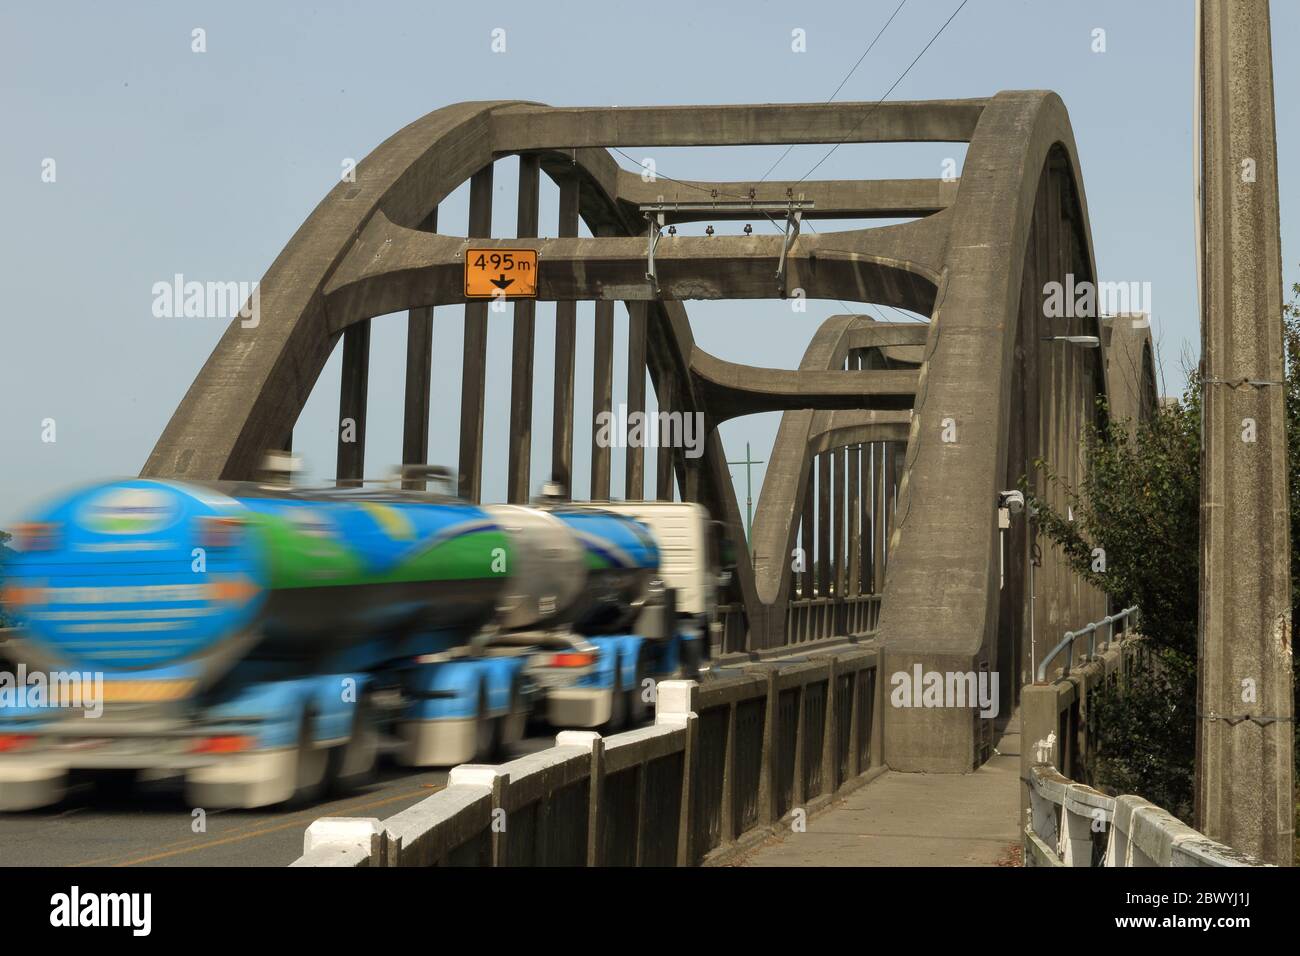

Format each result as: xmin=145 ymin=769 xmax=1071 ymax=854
xmin=290 ymin=647 xmax=884 ymax=867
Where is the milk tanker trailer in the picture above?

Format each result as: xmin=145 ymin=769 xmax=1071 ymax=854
xmin=0 ymin=471 xmax=729 ymax=811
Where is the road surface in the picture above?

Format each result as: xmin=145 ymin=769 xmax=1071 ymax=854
xmin=0 ymin=734 xmax=558 ymax=867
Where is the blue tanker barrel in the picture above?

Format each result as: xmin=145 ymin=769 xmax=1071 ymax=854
xmin=548 ymin=508 xmax=659 ymax=635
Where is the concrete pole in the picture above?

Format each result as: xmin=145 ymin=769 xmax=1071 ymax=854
xmin=1196 ymin=0 xmax=1293 ymax=864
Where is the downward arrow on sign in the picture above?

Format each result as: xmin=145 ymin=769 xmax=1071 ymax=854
xmin=491 ymin=274 xmax=514 ymax=290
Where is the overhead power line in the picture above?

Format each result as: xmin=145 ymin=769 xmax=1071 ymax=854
xmin=757 ymin=0 xmax=910 ymax=184
xmin=795 ymin=0 xmax=973 ymax=184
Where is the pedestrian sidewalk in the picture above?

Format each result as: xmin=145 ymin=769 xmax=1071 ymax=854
xmin=740 ymin=714 xmax=1022 ymax=866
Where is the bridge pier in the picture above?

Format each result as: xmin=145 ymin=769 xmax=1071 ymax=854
xmin=880 ymin=649 xmax=987 ymax=773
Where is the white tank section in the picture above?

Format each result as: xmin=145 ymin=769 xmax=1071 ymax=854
xmin=483 ymin=505 xmax=586 ymax=630
xmin=590 ymin=501 xmax=718 ymax=616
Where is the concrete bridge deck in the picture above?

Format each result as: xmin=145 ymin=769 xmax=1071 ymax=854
xmin=739 ymin=715 xmax=1022 ymax=867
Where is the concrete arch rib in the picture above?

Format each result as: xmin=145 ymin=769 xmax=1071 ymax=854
xmin=142 ymin=101 xmax=525 ymax=481
xmin=748 ymin=314 xmax=926 ymax=640
xmin=877 ymin=90 xmax=1102 ymax=772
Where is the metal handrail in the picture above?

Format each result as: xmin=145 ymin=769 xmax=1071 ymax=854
xmin=1035 ymin=605 xmax=1138 ymax=683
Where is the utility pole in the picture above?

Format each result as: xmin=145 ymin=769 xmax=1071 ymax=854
xmin=1196 ymin=0 xmax=1293 ymax=864
xmin=728 ymin=442 xmax=764 ymax=556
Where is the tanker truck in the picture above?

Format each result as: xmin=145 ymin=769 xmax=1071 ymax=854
xmin=0 ymin=466 xmax=731 ymax=811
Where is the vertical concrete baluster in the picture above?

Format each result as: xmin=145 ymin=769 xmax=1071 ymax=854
xmin=401 ymin=207 xmax=438 ymax=490
xmin=625 ymin=301 xmax=647 ymax=499
xmin=591 ymin=289 xmax=614 ymax=499
xmin=551 ymin=178 xmax=580 ymax=497
xmin=336 ymin=320 xmax=370 ymax=487
xmin=656 ymin=376 xmax=674 ymax=500
xmin=508 ymin=158 xmax=539 ymax=503
xmin=458 ymin=164 xmax=493 ymax=502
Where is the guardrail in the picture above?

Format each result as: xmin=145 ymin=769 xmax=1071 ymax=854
xmin=786 ymin=594 xmax=879 ymax=644
xmin=1020 ymin=611 xmax=1264 ymax=867
xmin=293 ymin=645 xmax=883 ymax=867
xmin=1024 ymin=764 xmax=1262 ymax=867
xmin=1035 ymin=605 xmax=1137 ymax=683
xmin=715 ymin=603 xmax=748 ymax=654
xmin=715 ymin=595 xmax=880 ymax=654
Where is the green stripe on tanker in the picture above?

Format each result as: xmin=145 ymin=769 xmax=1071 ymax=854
xmin=244 ymin=512 xmax=511 ymax=590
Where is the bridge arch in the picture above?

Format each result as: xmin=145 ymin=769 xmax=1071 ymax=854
xmin=141 ymin=94 xmax=1151 ymax=763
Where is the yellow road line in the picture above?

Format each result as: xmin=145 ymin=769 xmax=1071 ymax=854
xmin=75 ymin=786 xmax=440 ymax=868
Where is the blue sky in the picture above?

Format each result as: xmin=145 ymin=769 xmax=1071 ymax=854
xmin=2 ymin=0 xmax=1297 ymax=527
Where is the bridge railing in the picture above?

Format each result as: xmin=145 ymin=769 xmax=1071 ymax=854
xmin=1024 ymin=765 xmax=1260 ymax=867
xmin=292 ymin=645 xmax=883 ymax=867
xmin=1020 ymin=613 xmax=1263 ymax=867
xmin=715 ymin=595 xmax=880 ymax=654
xmin=714 ymin=602 xmax=748 ymax=655
xmin=1034 ymin=605 xmax=1138 ymax=683
xmin=786 ymin=595 xmax=879 ymax=644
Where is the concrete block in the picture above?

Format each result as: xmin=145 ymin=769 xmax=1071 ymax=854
xmin=303 ymin=816 xmax=381 ymax=854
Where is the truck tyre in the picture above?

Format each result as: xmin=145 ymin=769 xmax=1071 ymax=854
xmin=604 ymin=654 xmax=627 ymax=733
xmin=626 ymin=650 xmax=651 ymax=727
xmin=326 ymin=695 xmax=379 ymax=796
xmin=496 ymin=675 xmax=524 ymax=758
xmin=680 ymin=636 xmax=703 ymax=681
xmin=473 ymin=684 xmax=496 ymax=762
xmin=290 ymin=714 xmax=329 ymax=807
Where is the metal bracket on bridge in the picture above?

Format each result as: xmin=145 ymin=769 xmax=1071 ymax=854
xmin=645 ymin=209 xmax=665 ymax=293
xmin=638 ymin=198 xmax=814 ymax=296
xmin=775 ymin=205 xmax=803 ymax=294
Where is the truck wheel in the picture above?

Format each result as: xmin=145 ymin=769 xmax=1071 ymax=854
xmin=291 ymin=715 xmax=329 ymax=806
xmin=495 ymin=676 xmax=524 ymax=758
xmin=604 ymin=654 xmax=627 ymax=733
xmin=680 ymin=636 xmax=703 ymax=681
xmin=327 ymin=696 xmax=379 ymax=796
xmin=626 ymin=651 xmax=651 ymax=727
xmin=473 ymin=684 xmax=496 ymax=762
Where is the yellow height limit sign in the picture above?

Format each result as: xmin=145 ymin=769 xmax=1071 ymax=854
xmin=464 ymin=248 xmax=537 ymax=298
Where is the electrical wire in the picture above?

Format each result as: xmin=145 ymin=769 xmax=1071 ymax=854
xmin=757 ymin=0 xmax=909 ymax=184
xmin=790 ymin=0 xmax=977 ymax=184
